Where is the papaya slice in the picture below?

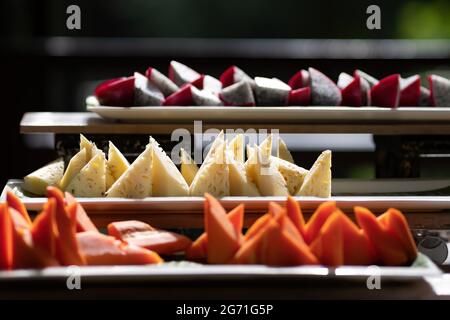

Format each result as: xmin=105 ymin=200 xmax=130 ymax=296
xmin=77 ymin=231 xmax=163 ymax=265
xmin=47 ymin=187 xmax=85 ymax=266
xmin=108 ymin=220 xmax=192 ymax=255
xmin=355 ymin=206 xmax=408 ymax=266
xmin=204 ymin=193 xmax=240 ymax=264
xmin=65 ymin=192 xmax=99 ymax=233
xmin=0 ymin=204 xmax=13 ymax=270
xmin=286 ymin=196 xmax=305 ymax=236
xmin=31 ymin=198 xmax=58 ymax=258
xmin=304 ymin=201 xmax=337 ymax=244
xmin=6 ymin=191 xmax=32 ymax=225
xmin=309 ymin=211 xmax=344 ymax=266
xmin=332 ymin=209 xmax=376 ymax=265
xmin=244 ymin=213 xmax=271 ymax=241
xmin=9 ymin=207 xmax=31 ymax=231
xmin=382 ymin=208 xmax=417 ymax=262
xmin=268 ymin=202 xmax=284 ymax=219
xmin=186 ymin=204 xmax=244 ymax=261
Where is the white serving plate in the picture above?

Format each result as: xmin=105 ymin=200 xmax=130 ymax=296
xmin=86 ymin=97 xmax=450 ymax=123
xmin=0 ymin=254 xmax=441 ymax=283
xmin=3 ymin=179 xmax=450 ymax=213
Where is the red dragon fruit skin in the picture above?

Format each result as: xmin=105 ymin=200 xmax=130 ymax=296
xmin=162 ymin=84 xmax=194 ymax=106
xmin=95 ymin=76 xmax=135 ymax=106
xmin=168 ymin=61 xmax=201 ymax=86
xmin=288 ymin=70 xmax=309 ymax=89
xmin=219 ymin=65 xmax=253 ymax=88
xmin=340 ymin=75 xmax=363 ymax=107
xmin=370 ymin=74 xmax=400 ymax=108
xmin=287 ymin=87 xmax=311 ymax=106
xmin=145 ymin=67 xmax=179 ymax=97
xmin=399 ymin=75 xmax=421 ymax=106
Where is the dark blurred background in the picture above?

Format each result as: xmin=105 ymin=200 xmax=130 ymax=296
xmin=0 ymin=0 xmax=449 ymax=187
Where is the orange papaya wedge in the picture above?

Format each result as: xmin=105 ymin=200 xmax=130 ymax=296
xmin=108 ymin=220 xmax=192 ymax=255
xmin=244 ymin=213 xmax=271 ymax=241
xmin=65 ymin=192 xmax=99 ymax=233
xmin=9 ymin=207 xmax=30 ymax=231
xmin=31 ymin=198 xmax=58 ymax=258
xmin=204 ymin=193 xmax=240 ymax=264
xmin=186 ymin=204 xmax=244 ymax=261
xmin=309 ymin=211 xmax=344 ymax=266
xmin=268 ymin=202 xmax=284 ymax=219
xmin=286 ymin=196 xmax=306 ymax=236
xmin=382 ymin=208 xmax=417 ymax=262
xmin=77 ymin=231 xmax=163 ymax=265
xmin=6 ymin=191 xmax=31 ymax=226
xmin=47 ymin=187 xmax=85 ymax=265
xmin=355 ymin=206 xmax=408 ymax=266
xmin=304 ymin=201 xmax=337 ymax=244
xmin=0 ymin=204 xmax=13 ymax=270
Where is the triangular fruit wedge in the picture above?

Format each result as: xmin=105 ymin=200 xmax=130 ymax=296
xmin=276 ymin=136 xmax=294 ymax=164
xmin=59 ymin=148 xmax=87 ymax=191
xmin=204 ymin=193 xmax=241 ymax=264
xmin=108 ymin=220 xmax=191 ymax=255
xmin=228 ymin=134 xmax=245 ymax=163
xmin=303 ymin=201 xmax=336 ymax=244
xmin=94 ymin=76 xmax=135 ymax=106
xmin=263 ymin=219 xmax=318 ymax=266
xmin=309 ymin=211 xmax=344 ymax=266
xmin=219 ymin=80 xmax=255 ymax=106
xmin=399 ymin=75 xmax=421 ymax=106
xmin=77 ymin=231 xmax=163 ymax=265
xmin=268 ymin=201 xmax=285 ymax=219
xmin=6 ymin=191 xmax=32 ymax=225
xmin=145 ymin=67 xmax=179 ymax=97
xmin=381 ymin=208 xmax=417 ymax=262
xmin=288 ymin=69 xmax=309 ymax=89
xmin=47 ymin=187 xmax=85 ymax=266
xmin=354 ymin=70 xmax=378 ymax=88
xmin=186 ymin=203 xmax=244 ymax=261
xmin=331 ymin=209 xmax=376 ymax=265
xmin=9 ymin=207 xmax=30 ymax=231
xmin=354 ymin=206 xmax=409 ymax=266
xmin=191 ymin=75 xmax=222 ymax=94
xmin=428 ymin=74 xmax=450 ymax=107
xmin=244 ymin=213 xmax=271 ymax=242
xmin=287 ymin=87 xmax=311 ymax=106
xmin=168 ymin=61 xmax=201 ymax=86
xmin=65 ymin=192 xmax=98 ymax=233
xmin=191 ymin=87 xmax=222 ymax=106
xmin=370 ymin=74 xmax=400 ymax=108
xmin=106 ymin=144 xmax=153 ymax=198
xmin=134 ymin=72 xmax=164 ymax=106
xmin=286 ymin=196 xmax=305 ymax=236
xmin=296 ymin=150 xmax=332 ymax=197
xmin=163 ymin=84 xmax=194 ymax=106
xmin=66 ymin=152 xmax=107 ymax=197
xmin=338 ymin=73 xmax=364 ymax=107
xmin=254 ymin=77 xmax=291 ymax=106
xmin=190 ymin=139 xmax=230 ymax=197
xmin=180 ymin=148 xmax=199 ymax=186
xmin=219 ymin=66 xmax=253 ymax=88
xmin=309 ymin=67 xmax=342 ymax=106
xmin=0 ymin=204 xmax=13 ymax=270
xmin=150 ymin=137 xmax=189 ymax=196
xmin=31 ymin=198 xmax=58 ymax=258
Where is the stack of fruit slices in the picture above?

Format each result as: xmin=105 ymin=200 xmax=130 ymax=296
xmin=94 ymin=60 xmax=450 ymax=108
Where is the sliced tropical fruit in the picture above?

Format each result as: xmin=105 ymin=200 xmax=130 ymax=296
xmin=220 ymin=65 xmax=253 ymax=88
xmin=354 ymin=69 xmax=379 ymax=88
xmin=288 ymin=69 xmax=309 ymax=89
xmin=287 ymin=87 xmax=311 ymax=106
xmin=191 ymin=74 xmax=222 ymax=94
xmin=23 ymin=158 xmax=64 ymax=196
xmin=297 ymin=150 xmax=332 ymax=198
xmin=399 ymin=75 xmax=421 ymax=106
xmin=180 ymin=148 xmax=199 ymax=186
xmin=94 ymin=76 xmax=135 ymax=106
xmin=168 ymin=60 xmax=201 ymax=86
xmin=304 ymin=201 xmax=337 ymax=244
xmin=309 ymin=67 xmax=342 ymax=106
xmin=150 ymin=137 xmax=189 ymax=196
xmin=285 ymin=196 xmax=306 ymax=236
xmin=0 ymin=204 xmax=13 ymax=270
xmin=254 ymin=77 xmax=291 ymax=106
xmin=65 ymin=192 xmax=98 ymax=233
xmin=134 ymin=72 xmax=164 ymax=106
xmin=106 ymin=144 xmax=153 ymax=198
xmin=370 ymin=74 xmax=400 ymax=108
xmin=30 ymin=198 xmax=57 ymax=258
xmin=6 ymin=191 xmax=32 ymax=225
xmin=145 ymin=67 xmax=179 ymax=97
xmin=163 ymin=84 xmax=194 ymax=106
xmin=219 ymin=80 xmax=255 ymax=106
xmin=428 ymin=74 xmax=450 ymax=107
xmin=77 ymin=231 xmax=163 ymax=265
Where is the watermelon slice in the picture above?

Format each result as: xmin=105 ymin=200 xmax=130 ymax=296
xmin=288 ymin=69 xmax=309 ymax=89
xmin=309 ymin=68 xmax=342 ymax=106
xmin=219 ymin=80 xmax=255 ymax=106
xmin=220 ymin=65 xmax=253 ymax=88
xmin=168 ymin=61 xmax=201 ymax=86
xmin=428 ymin=74 xmax=450 ymax=107
xmin=254 ymin=77 xmax=291 ymax=106
xmin=399 ymin=75 xmax=421 ymax=106
xmin=370 ymin=74 xmax=400 ymax=108
xmin=134 ymin=72 xmax=164 ymax=106
xmin=94 ymin=76 xmax=135 ymax=106
xmin=287 ymin=87 xmax=311 ymax=106
xmin=145 ymin=67 xmax=179 ymax=97
xmin=191 ymin=75 xmax=222 ymax=94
